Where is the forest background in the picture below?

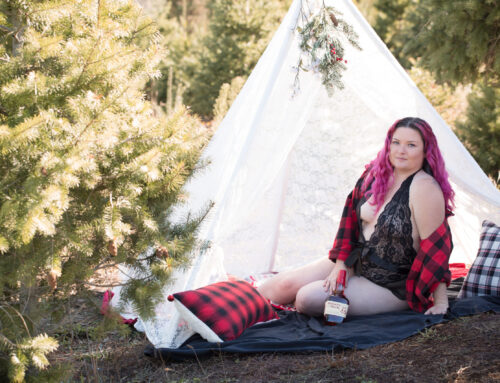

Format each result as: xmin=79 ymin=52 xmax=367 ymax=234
xmin=0 ymin=0 xmax=498 ymax=382
xmin=140 ymin=0 xmax=499 ymax=180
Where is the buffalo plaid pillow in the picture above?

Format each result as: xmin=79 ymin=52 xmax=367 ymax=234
xmin=168 ymin=280 xmax=278 ymax=342
xmin=458 ymin=220 xmax=500 ymax=298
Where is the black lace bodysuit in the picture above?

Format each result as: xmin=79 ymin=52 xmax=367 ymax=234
xmin=346 ymin=173 xmax=418 ymax=300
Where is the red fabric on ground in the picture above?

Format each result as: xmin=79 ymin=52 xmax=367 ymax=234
xmin=101 ymin=290 xmax=138 ymax=326
xmin=449 ymin=263 xmax=469 ymax=279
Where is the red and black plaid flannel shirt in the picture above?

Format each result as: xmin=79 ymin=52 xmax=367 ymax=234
xmin=406 ymin=220 xmax=452 ymax=312
xmin=328 ymin=170 xmax=452 ymax=313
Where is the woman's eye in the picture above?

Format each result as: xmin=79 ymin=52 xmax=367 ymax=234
xmin=408 ymin=144 xmax=416 ymax=148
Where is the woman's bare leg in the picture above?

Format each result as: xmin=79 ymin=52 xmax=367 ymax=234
xmin=257 ymin=257 xmax=334 ymax=305
xmin=294 ymin=275 xmax=408 ymax=317
xmin=344 ymin=276 xmax=408 ymax=315
xmin=294 ymin=280 xmax=330 ymax=315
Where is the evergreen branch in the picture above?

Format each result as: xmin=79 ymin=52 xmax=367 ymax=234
xmin=163 ymin=159 xmax=190 ymax=190
xmin=92 ymin=260 xmax=121 ymax=273
xmin=2 ymin=62 xmax=43 ymax=78
xmin=72 ymin=85 xmax=130 ymax=147
xmin=127 ymin=21 xmax=157 ymax=41
xmin=82 ymin=267 xmax=157 ymax=287
xmin=28 ymin=1 xmax=75 ymax=17
xmin=0 ymin=304 xmax=31 ymax=338
xmin=485 ymin=35 xmax=499 ymax=72
xmin=0 ymin=333 xmax=15 ymax=348
xmin=73 ymin=19 xmax=154 ymax=88
xmin=295 ymin=4 xmax=361 ymax=94
xmin=74 ymin=36 xmax=100 ymax=90
xmin=0 ymin=25 xmax=24 ymax=43
xmin=83 ymin=190 xmax=95 ymax=207
xmin=86 ymin=47 xmax=139 ymax=68
xmin=0 ymin=175 xmax=25 ymax=193
xmin=34 ymin=36 xmax=65 ymax=56
xmin=0 ymin=24 xmax=23 ymax=45
xmin=20 ymin=284 xmax=33 ymax=316
xmin=0 ymin=24 xmax=15 ymax=34
xmin=83 ymin=27 xmax=156 ymax=69
xmin=9 ymin=119 xmax=44 ymax=142
xmin=406 ymin=17 xmax=433 ymax=49
xmin=82 ymin=281 xmax=125 ymax=288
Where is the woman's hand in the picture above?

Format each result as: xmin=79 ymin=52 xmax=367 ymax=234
xmin=323 ymin=260 xmax=349 ymax=294
xmin=424 ymin=302 xmax=448 ymax=315
xmin=424 ymin=282 xmax=448 ymax=315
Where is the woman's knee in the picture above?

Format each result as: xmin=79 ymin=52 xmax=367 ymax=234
xmin=258 ymin=258 xmax=334 ymax=306
xmin=258 ymin=275 xmax=300 ymax=304
xmin=295 ymin=281 xmax=328 ymax=316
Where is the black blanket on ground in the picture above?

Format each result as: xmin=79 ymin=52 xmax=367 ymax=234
xmin=146 ymin=294 xmax=500 ymax=361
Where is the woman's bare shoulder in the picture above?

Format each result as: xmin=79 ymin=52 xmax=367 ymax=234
xmin=411 ymin=171 xmax=444 ymax=198
xmin=410 ymin=171 xmax=445 ymax=238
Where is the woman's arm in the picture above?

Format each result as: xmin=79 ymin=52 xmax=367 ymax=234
xmin=424 ymin=282 xmax=448 ymax=314
xmin=411 ymin=174 xmax=449 ymax=314
xmin=411 ymin=175 xmax=445 ymax=238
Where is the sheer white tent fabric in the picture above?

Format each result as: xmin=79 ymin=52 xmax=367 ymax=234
xmin=115 ymin=0 xmax=500 ymax=348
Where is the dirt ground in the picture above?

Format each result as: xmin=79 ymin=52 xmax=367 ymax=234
xmin=49 ymin=293 xmax=499 ymax=383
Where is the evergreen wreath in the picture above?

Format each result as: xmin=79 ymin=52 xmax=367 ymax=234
xmin=293 ymin=1 xmax=362 ymax=95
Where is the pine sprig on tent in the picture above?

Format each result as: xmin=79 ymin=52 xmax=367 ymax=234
xmin=294 ymin=3 xmax=361 ymax=95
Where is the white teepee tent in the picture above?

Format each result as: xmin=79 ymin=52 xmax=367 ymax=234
xmin=116 ymin=0 xmax=500 ymax=348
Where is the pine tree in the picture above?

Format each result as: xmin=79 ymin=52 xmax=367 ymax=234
xmin=184 ymin=0 xmax=290 ymax=118
xmin=372 ymin=1 xmax=499 ymax=84
xmin=0 ymin=0 xmax=208 ymax=380
xmin=167 ymin=0 xmax=209 ymax=27
xmin=372 ymin=0 xmax=415 ymax=68
xmin=408 ymin=66 xmax=470 ymax=129
xmin=372 ymin=0 xmax=498 ymax=181
xmin=456 ymin=84 xmax=499 ymax=183
xmin=401 ymin=0 xmax=499 ymax=180
xmin=150 ymin=0 xmax=209 ymax=113
xmin=403 ymin=0 xmax=499 ymax=85
xmin=212 ymin=76 xmax=245 ymax=128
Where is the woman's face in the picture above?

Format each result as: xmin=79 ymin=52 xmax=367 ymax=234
xmin=389 ymin=127 xmax=425 ymax=174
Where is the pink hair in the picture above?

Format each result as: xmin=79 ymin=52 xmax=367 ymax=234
xmin=362 ymin=117 xmax=455 ymax=214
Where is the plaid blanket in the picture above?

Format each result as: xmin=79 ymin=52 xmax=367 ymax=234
xmin=328 ymin=171 xmax=452 ymax=312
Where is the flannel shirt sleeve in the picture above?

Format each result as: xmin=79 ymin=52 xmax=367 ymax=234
xmin=406 ymin=220 xmax=453 ymax=312
xmin=328 ymin=172 xmax=367 ymax=262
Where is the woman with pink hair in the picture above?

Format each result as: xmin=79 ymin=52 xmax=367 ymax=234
xmin=258 ymin=117 xmax=455 ymax=316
